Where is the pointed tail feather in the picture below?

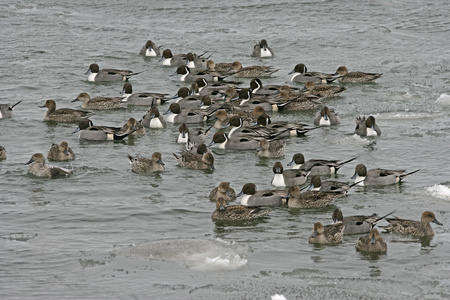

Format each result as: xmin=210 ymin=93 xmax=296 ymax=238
xmin=400 ymin=169 xmax=420 ymax=179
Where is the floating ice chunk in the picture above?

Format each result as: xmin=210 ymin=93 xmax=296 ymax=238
xmin=426 ymin=184 xmax=450 ymax=201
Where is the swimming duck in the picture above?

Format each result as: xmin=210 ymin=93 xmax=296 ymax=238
xmin=289 ymin=64 xmax=337 ymax=84
xmin=228 ymin=61 xmax=278 ymax=78
xmin=287 ymin=153 xmax=357 ymax=175
xmin=225 ymin=116 xmax=283 ymax=139
xmin=85 ymin=63 xmax=140 ymax=82
xmin=119 ymin=118 xmax=145 ymax=135
xmin=140 ymin=106 xmax=167 ymax=129
xmin=255 ymin=115 xmax=317 ymax=137
xmin=211 ymin=197 xmax=272 ymax=221
xmin=271 ymin=162 xmax=310 ymax=187
xmin=164 ymin=103 xmax=213 ymax=124
xmin=251 ymin=39 xmax=274 ymax=57
xmin=333 ymin=66 xmax=382 ymax=83
xmin=25 ymin=153 xmax=72 ymax=178
xmin=173 ymin=150 xmax=215 ymax=171
xmin=250 ymin=78 xmax=299 ymax=96
xmin=0 ymin=100 xmax=22 ymax=118
xmin=40 ymin=100 xmax=94 ymax=122
xmin=127 ymin=152 xmax=165 ymax=174
xmin=208 ymin=131 xmax=261 ymax=150
xmin=354 ymin=116 xmax=381 ymax=136
xmin=231 ymin=88 xmax=286 ymax=112
xmin=237 ymin=183 xmax=284 ymax=207
xmin=120 ymin=83 xmax=169 ymax=106
xmin=306 ymin=175 xmax=358 ymax=194
xmin=171 ymin=66 xmax=227 ymax=83
xmin=313 ymin=106 xmax=341 ymax=126
xmin=355 ymin=229 xmax=387 ymax=253
xmin=256 ymin=139 xmax=286 ymax=158
xmin=47 ymin=141 xmax=76 ymax=161
xmin=302 ymin=81 xmax=346 ymax=98
xmin=72 ymin=119 xmax=134 ymax=141
xmin=158 ymin=49 xmax=188 ymax=66
xmin=384 ymin=211 xmax=442 ymax=236
xmin=186 ymin=52 xmax=209 ymax=69
xmin=285 ymin=185 xmax=340 ymax=208
xmin=332 ymin=208 xmax=395 ymax=235
xmin=351 ymin=163 xmax=420 ymax=186
xmin=209 ymin=182 xmax=236 ymax=201
xmin=0 ymin=146 xmax=6 ymax=161
xmin=309 ymin=222 xmax=344 ymax=244
xmin=176 ymin=123 xmax=212 ymax=146
xmin=139 ymin=40 xmax=161 ymax=57
xmin=73 ymin=92 xmax=125 ymax=110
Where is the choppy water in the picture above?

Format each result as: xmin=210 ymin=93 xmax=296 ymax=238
xmin=1 ymin=0 xmax=450 ymax=299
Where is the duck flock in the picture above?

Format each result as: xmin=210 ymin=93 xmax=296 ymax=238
xmin=0 ymin=38 xmax=443 ymax=254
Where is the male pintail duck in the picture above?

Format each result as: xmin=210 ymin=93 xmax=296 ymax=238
xmin=256 ymin=139 xmax=286 ymax=158
xmin=251 ymin=39 xmax=274 ymax=57
xmin=332 ymin=208 xmax=395 ymax=235
xmin=287 ymin=153 xmax=357 ymax=175
xmin=127 ymin=152 xmax=165 ymax=174
xmin=313 ymin=106 xmax=341 ymax=126
xmin=231 ymin=88 xmax=286 ymax=112
xmin=119 ymin=118 xmax=145 ymax=135
xmin=158 ymin=49 xmax=188 ymax=66
xmin=250 ymin=78 xmax=299 ymax=96
xmin=0 ymin=146 xmax=6 ymax=161
xmin=255 ymin=115 xmax=317 ymax=137
xmin=351 ymin=163 xmax=420 ymax=186
xmin=25 ymin=153 xmax=72 ymax=178
xmin=47 ymin=142 xmax=76 ymax=161
xmin=289 ymin=64 xmax=337 ymax=84
xmin=383 ymin=211 xmax=442 ymax=236
xmin=302 ymin=81 xmax=346 ymax=98
xmin=164 ymin=103 xmax=212 ymax=124
xmin=120 ymin=83 xmax=169 ymax=106
xmin=171 ymin=65 xmax=228 ymax=83
xmin=73 ymin=92 xmax=125 ymax=110
xmin=333 ymin=66 xmax=382 ymax=83
xmin=177 ymin=123 xmax=211 ymax=146
xmin=228 ymin=61 xmax=278 ymax=78
xmin=309 ymin=222 xmax=344 ymax=244
xmin=237 ymin=183 xmax=285 ymax=207
xmin=40 ymin=100 xmax=94 ymax=122
xmin=186 ymin=52 xmax=209 ymax=69
xmin=173 ymin=151 xmax=215 ymax=171
xmin=0 ymin=100 xmax=22 ymax=118
xmin=271 ymin=161 xmax=310 ymax=187
xmin=225 ymin=116 xmax=284 ymax=139
xmin=211 ymin=197 xmax=272 ymax=221
xmin=85 ymin=63 xmax=141 ymax=82
xmin=284 ymin=185 xmax=340 ymax=208
xmin=208 ymin=131 xmax=261 ymax=150
xmin=307 ymin=175 xmax=359 ymax=194
xmin=140 ymin=106 xmax=167 ymax=129
xmin=209 ymin=182 xmax=236 ymax=201
xmin=354 ymin=116 xmax=381 ymax=136
xmin=139 ymin=40 xmax=161 ymax=57
xmin=72 ymin=119 xmax=135 ymax=141
xmin=355 ymin=229 xmax=387 ymax=253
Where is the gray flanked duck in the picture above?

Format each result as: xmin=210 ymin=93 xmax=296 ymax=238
xmin=332 ymin=208 xmax=395 ymax=235
xmin=85 ymin=63 xmax=141 ymax=82
xmin=309 ymin=222 xmax=344 ymax=244
xmin=287 ymin=153 xmax=357 ymax=175
xmin=47 ymin=141 xmax=76 ymax=161
xmin=289 ymin=64 xmax=337 ymax=84
xmin=140 ymin=106 xmax=167 ymax=129
xmin=25 ymin=153 xmax=72 ymax=178
xmin=73 ymin=119 xmax=135 ymax=141
xmin=211 ymin=198 xmax=272 ymax=221
xmin=237 ymin=183 xmax=285 ymax=207
xmin=383 ymin=211 xmax=442 ymax=236
xmin=120 ymin=83 xmax=169 ymax=106
xmin=351 ymin=163 xmax=420 ymax=186
xmin=40 ymin=100 xmax=94 ymax=122
xmin=0 ymin=100 xmax=22 ymax=118
xmin=251 ymin=39 xmax=274 ymax=58
xmin=354 ymin=116 xmax=381 ymax=136
xmin=271 ymin=162 xmax=310 ymax=187
xmin=127 ymin=152 xmax=165 ymax=174
xmin=139 ymin=39 xmax=161 ymax=57
xmin=313 ymin=106 xmax=341 ymax=126
xmin=355 ymin=229 xmax=387 ymax=253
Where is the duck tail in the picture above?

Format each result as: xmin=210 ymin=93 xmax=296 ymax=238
xmin=336 ymin=156 xmax=359 ymax=170
xmin=400 ymin=169 xmax=420 ymax=179
xmin=10 ymin=100 xmax=23 ymax=109
xmin=373 ymin=209 xmax=397 ymax=226
xmin=114 ymin=129 xmax=135 ymax=140
xmin=172 ymin=152 xmax=180 ymax=160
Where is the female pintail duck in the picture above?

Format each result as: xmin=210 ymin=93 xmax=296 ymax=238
xmin=139 ymin=40 xmax=161 ymax=57
xmin=280 ymin=91 xmax=322 ymax=111
xmin=289 ymin=64 xmax=337 ymax=84
xmin=214 ymin=110 xmax=231 ymax=129
xmin=72 ymin=119 xmax=134 ymax=141
xmin=211 ymin=197 xmax=272 ymax=221
xmin=164 ymin=103 xmax=212 ymax=124
xmin=206 ymin=60 xmax=234 ymax=73
xmin=173 ymin=151 xmax=215 ymax=171
xmin=208 ymin=131 xmax=260 ymax=150
xmin=47 ymin=141 xmax=76 ymax=161
xmin=256 ymin=139 xmax=286 ymax=158
xmin=85 ymin=63 xmax=141 ymax=82
xmin=271 ymin=161 xmax=310 ymax=187
xmin=119 ymin=118 xmax=145 ymax=135
xmin=251 ymin=39 xmax=274 ymax=58
xmin=237 ymin=183 xmax=285 ymax=207
xmin=309 ymin=221 xmax=344 ymax=244
xmin=177 ymin=123 xmax=212 ymax=146
xmin=73 ymin=92 xmax=125 ymax=110
xmin=0 ymin=146 xmax=6 ymax=161
xmin=158 ymin=49 xmax=188 ymax=66
xmin=228 ymin=61 xmax=278 ymax=78
xmin=313 ymin=106 xmax=341 ymax=126
xmin=284 ymin=185 xmax=340 ymax=208
xmin=287 ymin=153 xmax=357 ymax=175
xmin=40 ymin=100 xmax=94 ymax=122
xmin=140 ymin=106 xmax=167 ymax=128
xmin=354 ymin=116 xmax=381 ymax=136
xmin=255 ymin=115 xmax=317 ymax=137
xmin=355 ymin=229 xmax=387 ymax=253
xmin=127 ymin=152 xmax=165 ymax=174
xmin=25 ymin=153 xmax=72 ymax=178
xmin=186 ymin=52 xmax=209 ymax=69
xmin=384 ymin=211 xmax=443 ymax=236
xmin=333 ymin=66 xmax=382 ymax=83
xmin=120 ymin=83 xmax=169 ymax=106
xmin=171 ymin=65 xmax=227 ymax=83
xmin=351 ymin=163 xmax=420 ymax=186
xmin=0 ymin=100 xmax=22 ymax=118
xmin=307 ymin=175 xmax=359 ymax=194
xmin=209 ymin=182 xmax=236 ymax=201
xmin=332 ymin=208 xmax=395 ymax=235
xmin=302 ymin=81 xmax=346 ymax=98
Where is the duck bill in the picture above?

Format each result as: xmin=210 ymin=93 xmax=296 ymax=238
xmin=209 ymin=163 xmax=215 ymax=171
xmin=371 ymin=236 xmax=376 ymax=244
xmin=207 ymin=141 xmax=215 ymax=147
xmin=71 ymin=98 xmax=79 ymax=102
xmin=286 ymin=160 xmax=295 ymax=166
xmin=310 ymin=231 xmax=318 ymax=238
xmin=159 ymin=159 xmax=165 ymax=166
xmin=225 ymin=190 xmax=234 ymax=197
xmin=25 ymin=158 xmax=34 ymax=165
xmin=84 ymin=69 xmax=92 ymax=75
xmin=433 ymin=219 xmax=443 ymax=226
xmin=351 ymin=173 xmax=358 ymax=180
xmin=72 ymin=127 xmax=81 ymax=134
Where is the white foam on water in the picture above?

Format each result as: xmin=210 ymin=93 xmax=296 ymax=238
xmin=271 ymin=294 xmax=287 ymax=300
xmin=435 ymin=94 xmax=450 ymax=106
xmin=426 ymin=184 xmax=450 ymax=201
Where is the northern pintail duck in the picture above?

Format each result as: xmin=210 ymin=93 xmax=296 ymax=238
xmin=332 ymin=208 xmax=395 ymax=235
xmin=255 ymin=115 xmax=317 ymax=137
xmin=285 ymin=185 xmax=340 ymax=208
xmin=139 ymin=40 xmax=161 ymax=57
xmin=120 ymin=83 xmax=169 ymax=106
xmin=355 ymin=229 xmax=387 ymax=253
xmin=209 ymin=131 xmax=260 ymax=150
xmin=313 ymin=106 xmax=341 ymax=126
xmin=85 ymin=63 xmax=140 ymax=82
xmin=384 ymin=211 xmax=442 ymax=236
xmin=231 ymin=88 xmax=285 ymax=112
xmin=279 ymin=91 xmax=322 ymax=111
xmin=302 ymin=81 xmax=346 ymax=98
xmin=25 ymin=153 xmax=71 ymax=178
xmin=307 ymin=175 xmax=358 ymax=194
xmin=119 ymin=118 xmax=145 ymax=135
xmin=140 ymin=106 xmax=167 ymax=128
xmin=354 ymin=116 xmax=381 ymax=136
xmin=250 ymin=78 xmax=299 ymax=96
xmin=211 ymin=197 xmax=272 ymax=221
xmin=225 ymin=116 xmax=283 ymax=139
xmin=164 ymin=103 xmax=211 ymax=124
xmin=0 ymin=146 xmax=6 ymax=161
xmin=186 ymin=52 xmax=209 ymax=69
xmin=73 ymin=92 xmax=125 ymax=110
xmin=228 ymin=61 xmax=278 ymax=78
xmin=351 ymin=163 xmax=420 ymax=186
xmin=271 ymin=162 xmax=310 ymax=187
xmin=171 ymin=66 xmax=227 ymax=83
xmin=40 ymin=100 xmax=94 ymax=122
xmin=251 ymin=39 xmax=274 ymax=57
xmin=287 ymin=153 xmax=357 ymax=175
xmin=237 ymin=183 xmax=285 ymax=207
xmin=73 ymin=119 xmax=134 ymax=141
xmin=177 ymin=123 xmax=212 ymax=146
xmin=256 ymin=139 xmax=286 ymax=158
xmin=309 ymin=222 xmax=344 ymax=244
xmin=158 ymin=49 xmax=188 ymax=66
xmin=0 ymin=100 xmax=22 ymax=118
xmin=289 ymin=64 xmax=337 ymax=84
xmin=127 ymin=152 xmax=165 ymax=174
xmin=47 ymin=141 xmax=76 ymax=161
xmin=209 ymin=182 xmax=236 ymax=201
xmin=173 ymin=150 xmax=215 ymax=171
xmin=333 ymin=66 xmax=382 ymax=83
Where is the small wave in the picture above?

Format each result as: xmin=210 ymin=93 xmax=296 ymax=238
xmin=435 ymin=94 xmax=450 ymax=106
xmin=271 ymin=295 xmax=287 ymax=300
xmin=426 ymin=184 xmax=450 ymax=201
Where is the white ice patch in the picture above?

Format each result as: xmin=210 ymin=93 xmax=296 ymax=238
xmin=271 ymin=295 xmax=287 ymax=300
xmin=426 ymin=184 xmax=450 ymax=201
xmin=435 ymin=94 xmax=450 ymax=106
